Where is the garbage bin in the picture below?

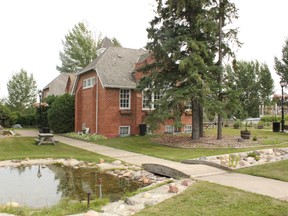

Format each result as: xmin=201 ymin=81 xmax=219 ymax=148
xmin=139 ymin=124 xmax=147 ymax=136
xmin=272 ymin=122 xmax=280 ymax=132
xmin=41 ymin=127 xmax=50 ymax=133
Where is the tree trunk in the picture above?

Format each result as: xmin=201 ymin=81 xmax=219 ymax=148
xmin=217 ymin=0 xmax=223 ymax=140
xmin=192 ymin=98 xmax=200 ymax=140
xmin=199 ymin=105 xmax=204 ymax=138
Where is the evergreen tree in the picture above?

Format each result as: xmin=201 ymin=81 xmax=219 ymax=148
xmin=138 ymin=0 xmax=239 ymax=140
xmin=48 ymin=94 xmax=75 ymax=133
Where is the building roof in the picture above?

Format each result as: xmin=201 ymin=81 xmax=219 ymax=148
xmin=78 ymin=46 xmax=148 ymax=89
xmin=43 ymin=73 xmax=75 ymax=96
xmin=99 ymin=36 xmax=115 ymax=48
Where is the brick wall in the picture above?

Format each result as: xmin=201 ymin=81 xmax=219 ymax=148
xmin=75 ymin=68 xmax=193 ymax=137
xmin=75 ymin=71 xmax=97 ymax=133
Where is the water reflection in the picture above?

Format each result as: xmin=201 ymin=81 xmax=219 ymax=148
xmin=0 ymin=164 xmax=144 ymax=208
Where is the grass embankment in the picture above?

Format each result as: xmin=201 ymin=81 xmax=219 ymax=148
xmin=2 ymin=128 xmax=288 ymax=215
xmin=94 ymin=127 xmax=288 ymax=162
xmin=136 ymin=181 xmax=288 ymax=216
xmin=0 ymin=137 xmax=112 ymax=162
xmin=2 ymin=199 xmax=108 ymax=216
xmin=0 ymin=136 xmax=112 ymax=215
xmin=237 ymin=159 xmax=288 ymax=182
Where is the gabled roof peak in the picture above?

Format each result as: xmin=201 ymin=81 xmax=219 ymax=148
xmin=99 ymin=37 xmax=114 ymax=49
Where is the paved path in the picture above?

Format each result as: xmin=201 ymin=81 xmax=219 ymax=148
xmin=15 ymin=130 xmax=288 ymax=201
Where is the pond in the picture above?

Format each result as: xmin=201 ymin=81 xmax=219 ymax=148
xmin=0 ymin=164 xmax=145 ymax=208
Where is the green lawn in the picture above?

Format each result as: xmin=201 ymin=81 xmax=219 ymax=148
xmin=94 ymin=127 xmax=288 ymax=162
xmin=237 ymin=159 xmax=288 ymax=182
xmin=1 ymin=129 xmax=288 ymax=215
xmin=0 ymin=137 xmax=113 ymax=163
xmin=136 ymin=181 xmax=288 ymax=216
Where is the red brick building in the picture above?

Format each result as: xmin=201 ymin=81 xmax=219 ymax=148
xmin=73 ymin=39 xmax=192 ymax=137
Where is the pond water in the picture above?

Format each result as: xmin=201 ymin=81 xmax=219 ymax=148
xmin=0 ymin=164 xmax=144 ymax=208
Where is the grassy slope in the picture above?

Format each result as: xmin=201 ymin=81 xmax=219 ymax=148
xmin=237 ymin=159 xmax=288 ymax=182
xmin=136 ymin=181 xmax=288 ymax=216
xmin=0 ymin=137 xmax=113 ymax=162
xmin=95 ymin=127 xmax=288 ymax=162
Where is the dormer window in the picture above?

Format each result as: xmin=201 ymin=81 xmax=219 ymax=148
xmin=83 ymin=77 xmax=96 ymax=89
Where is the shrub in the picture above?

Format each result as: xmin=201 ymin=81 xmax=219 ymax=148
xmin=0 ymin=103 xmax=17 ymax=127
xmin=233 ymin=120 xmax=241 ymax=129
xmin=247 ymin=151 xmax=260 ymax=161
xmin=257 ymin=121 xmax=265 ymax=129
xmin=260 ymin=115 xmax=282 ymax=122
xmin=65 ymin=132 xmax=107 ymax=142
xmin=48 ymin=94 xmax=75 ymax=133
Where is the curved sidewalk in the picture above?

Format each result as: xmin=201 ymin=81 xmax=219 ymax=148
xmin=17 ymin=130 xmax=288 ymax=201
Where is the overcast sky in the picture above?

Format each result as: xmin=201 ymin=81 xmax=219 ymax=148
xmin=0 ymin=0 xmax=287 ymax=98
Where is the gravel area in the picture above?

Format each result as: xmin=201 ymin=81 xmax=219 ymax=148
xmin=152 ymin=134 xmax=286 ymax=148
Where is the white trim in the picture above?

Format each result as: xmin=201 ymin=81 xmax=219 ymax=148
xmin=142 ymin=90 xmax=162 ymax=110
xmin=119 ymin=89 xmax=131 ymax=109
xmin=83 ymin=77 xmax=96 ymax=89
xmin=95 ymin=75 xmax=98 ymax=134
xmin=119 ymin=126 xmax=130 ymax=136
xmin=104 ymin=84 xmax=137 ymax=89
xmin=165 ymin=125 xmax=174 ymax=134
xmin=184 ymin=125 xmax=192 ymax=133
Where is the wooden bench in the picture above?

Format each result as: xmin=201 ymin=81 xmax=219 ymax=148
xmin=35 ymin=133 xmax=56 ymax=145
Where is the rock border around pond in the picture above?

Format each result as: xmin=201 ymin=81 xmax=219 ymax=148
xmin=0 ymin=158 xmax=194 ymax=216
xmin=0 ymin=158 xmax=169 ymax=186
xmin=182 ymin=147 xmax=288 ymax=170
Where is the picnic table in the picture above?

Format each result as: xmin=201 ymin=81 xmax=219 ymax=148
xmin=35 ymin=133 xmax=56 ymax=145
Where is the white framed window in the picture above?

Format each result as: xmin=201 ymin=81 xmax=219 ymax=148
xmin=119 ymin=126 xmax=130 ymax=136
xmin=120 ymin=89 xmax=131 ymax=109
xmin=165 ymin=125 xmax=174 ymax=134
xmin=142 ymin=91 xmax=150 ymax=109
xmin=83 ymin=77 xmax=96 ymax=89
xmin=153 ymin=91 xmax=162 ymax=109
xmin=142 ymin=88 xmax=163 ymax=110
xmin=184 ymin=125 xmax=192 ymax=133
xmin=185 ymin=101 xmax=192 ymax=110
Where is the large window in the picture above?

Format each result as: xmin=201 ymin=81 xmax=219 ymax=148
xmin=83 ymin=77 xmax=96 ymax=89
xmin=142 ymin=89 xmax=162 ymax=110
xmin=165 ymin=125 xmax=174 ymax=134
xmin=119 ymin=126 xmax=130 ymax=136
xmin=120 ymin=89 xmax=131 ymax=109
xmin=184 ymin=125 xmax=192 ymax=133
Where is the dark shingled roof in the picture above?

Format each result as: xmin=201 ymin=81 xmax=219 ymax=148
xmin=99 ymin=36 xmax=115 ymax=48
xmin=78 ymin=47 xmax=148 ymax=89
xmin=43 ymin=73 xmax=75 ymax=96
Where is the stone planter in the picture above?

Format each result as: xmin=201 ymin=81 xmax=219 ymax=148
xmin=240 ymin=130 xmax=251 ymax=139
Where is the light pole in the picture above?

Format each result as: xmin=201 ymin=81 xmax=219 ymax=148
xmin=280 ymin=80 xmax=286 ymax=132
xmin=38 ymin=90 xmax=43 ymax=132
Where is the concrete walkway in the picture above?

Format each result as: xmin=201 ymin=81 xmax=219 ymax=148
xmin=16 ymin=130 xmax=288 ymax=201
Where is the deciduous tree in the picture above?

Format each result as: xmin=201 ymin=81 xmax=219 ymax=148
xmin=57 ymin=22 xmax=122 ymax=73
xmin=57 ymin=22 xmax=99 ymax=73
xmin=275 ymin=38 xmax=288 ymax=81
xmin=6 ymin=69 xmax=37 ymax=114
xmin=233 ymin=60 xmax=274 ymax=118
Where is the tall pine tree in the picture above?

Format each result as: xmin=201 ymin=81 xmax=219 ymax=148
xmin=138 ymin=0 xmax=239 ymax=140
